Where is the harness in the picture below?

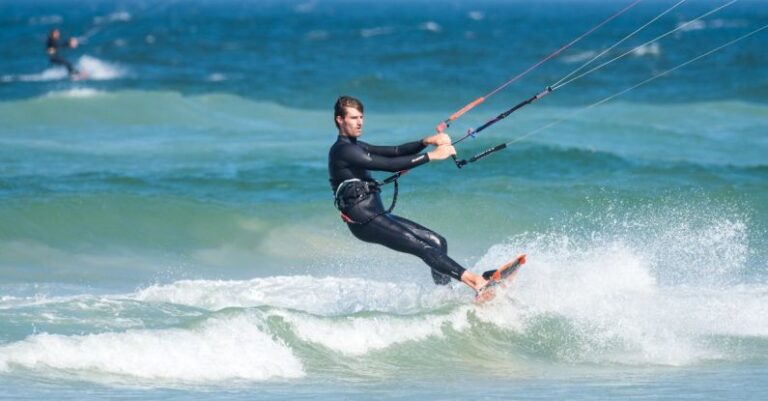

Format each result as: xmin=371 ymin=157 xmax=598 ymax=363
xmin=333 ymin=171 xmax=406 ymax=224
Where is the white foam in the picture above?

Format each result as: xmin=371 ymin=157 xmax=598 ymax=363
xmin=0 ymin=295 xmax=26 ymax=309
xmin=0 ymin=294 xmax=71 ymax=310
xmin=470 ymin=205 xmax=762 ymax=366
xmin=1 ymin=56 xmax=125 ymax=83
xmin=677 ymin=19 xmax=748 ymax=32
xmin=0 ymin=314 xmax=304 ymax=382
xmin=206 ymin=73 xmax=227 ymax=82
xmin=94 ymin=11 xmax=131 ymax=24
xmin=2 ymin=68 xmax=68 ymax=83
xmin=707 ymin=19 xmax=748 ymax=29
xmin=468 ymin=11 xmax=485 ymax=21
xmin=420 ymin=21 xmax=442 ymax=33
xmin=275 ymin=307 xmax=470 ymax=356
xmin=561 ymin=50 xmax=599 ymax=64
xmin=75 ymin=55 xmax=126 ymax=80
xmin=631 ymin=42 xmax=661 ymax=57
xmin=135 ymin=276 xmax=462 ymax=316
xmin=360 ymin=26 xmax=395 ymax=38
xmin=45 ymin=88 xmax=105 ymax=98
xmin=678 ymin=19 xmax=707 ymax=32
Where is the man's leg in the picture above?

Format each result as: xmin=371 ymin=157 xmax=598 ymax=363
xmin=387 ymin=215 xmax=451 ymax=285
xmin=50 ymin=55 xmax=77 ymax=75
xmin=386 ymin=215 xmax=489 ymax=290
xmin=348 ymin=214 xmax=465 ymax=282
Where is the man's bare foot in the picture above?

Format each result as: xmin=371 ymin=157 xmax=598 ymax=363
xmin=460 ymin=271 xmax=489 ymax=292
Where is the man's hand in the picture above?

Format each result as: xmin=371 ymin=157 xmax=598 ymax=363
xmin=427 ymin=145 xmax=456 ymax=161
xmin=423 ymin=133 xmax=452 ymax=146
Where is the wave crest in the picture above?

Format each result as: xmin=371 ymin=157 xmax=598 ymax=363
xmin=0 ymin=313 xmax=303 ymax=384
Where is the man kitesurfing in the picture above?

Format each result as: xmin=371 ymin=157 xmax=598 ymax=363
xmin=46 ymin=28 xmax=84 ymax=80
xmin=325 ymin=1 xmax=767 ymax=300
xmin=328 ymin=96 xmax=522 ymax=300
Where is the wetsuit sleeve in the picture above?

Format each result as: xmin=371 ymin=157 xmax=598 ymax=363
xmin=357 ymin=140 xmax=427 ymax=157
xmin=340 ymin=143 xmax=429 ymax=172
xmin=47 ymin=38 xmax=73 ymax=52
xmin=46 ymin=38 xmax=57 ymax=52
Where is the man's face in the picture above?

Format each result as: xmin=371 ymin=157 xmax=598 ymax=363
xmin=52 ymin=30 xmax=60 ymax=39
xmin=336 ymin=107 xmax=363 ymax=137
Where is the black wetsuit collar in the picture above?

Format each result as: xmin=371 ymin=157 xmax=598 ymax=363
xmin=337 ymin=135 xmax=357 ymax=144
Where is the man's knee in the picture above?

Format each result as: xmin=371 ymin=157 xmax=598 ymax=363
xmin=424 ymin=232 xmax=447 ymax=253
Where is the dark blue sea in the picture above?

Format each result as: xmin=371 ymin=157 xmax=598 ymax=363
xmin=1 ymin=0 xmax=767 ymax=399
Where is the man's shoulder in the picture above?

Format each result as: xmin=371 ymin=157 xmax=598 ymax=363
xmin=331 ymin=138 xmax=360 ymax=151
xmin=330 ymin=138 xmax=367 ymax=162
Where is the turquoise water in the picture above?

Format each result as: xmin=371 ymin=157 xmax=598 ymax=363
xmin=1 ymin=0 xmax=768 ymax=399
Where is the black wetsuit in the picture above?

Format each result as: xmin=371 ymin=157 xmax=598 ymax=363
xmin=328 ymin=135 xmax=466 ymax=285
xmin=46 ymin=36 xmax=77 ymax=75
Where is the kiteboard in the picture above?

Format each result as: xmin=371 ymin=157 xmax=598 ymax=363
xmin=475 ymin=254 xmax=526 ymax=303
xmin=71 ymin=71 xmax=89 ymax=81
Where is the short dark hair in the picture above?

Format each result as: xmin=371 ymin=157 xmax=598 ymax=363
xmin=334 ymin=96 xmax=364 ymax=128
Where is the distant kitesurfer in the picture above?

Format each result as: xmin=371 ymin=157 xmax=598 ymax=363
xmin=328 ymin=96 xmax=495 ymax=295
xmin=46 ymin=28 xmax=80 ymax=77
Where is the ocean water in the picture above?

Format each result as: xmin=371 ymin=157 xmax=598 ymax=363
xmin=1 ymin=0 xmax=767 ymax=399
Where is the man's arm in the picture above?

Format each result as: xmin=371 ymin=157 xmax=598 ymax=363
xmin=358 ymin=133 xmax=451 ymax=157
xmin=341 ymin=143 xmax=430 ymax=173
xmin=357 ymin=140 xmax=426 ymax=157
xmin=47 ymin=38 xmax=78 ymax=53
xmin=341 ymin=142 xmax=457 ymax=173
